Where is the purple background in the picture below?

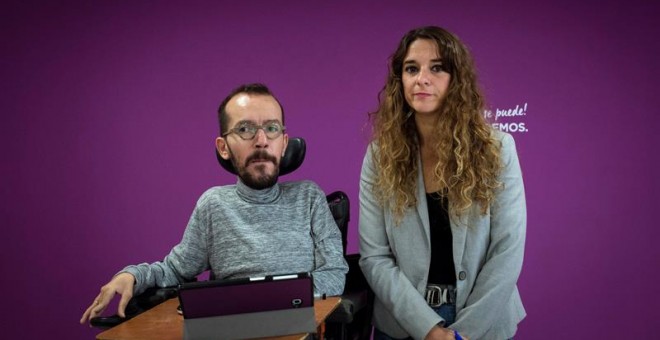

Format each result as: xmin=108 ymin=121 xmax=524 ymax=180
xmin=2 ymin=1 xmax=659 ymax=339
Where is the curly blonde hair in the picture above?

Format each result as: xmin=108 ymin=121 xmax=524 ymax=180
xmin=370 ymin=26 xmax=502 ymax=222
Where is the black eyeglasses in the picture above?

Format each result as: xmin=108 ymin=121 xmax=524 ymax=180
xmin=222 ymin=122 xmax=286 ymax=140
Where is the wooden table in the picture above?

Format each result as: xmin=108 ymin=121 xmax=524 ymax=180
xmin=97 ymin=296 xmax=341 ymax=340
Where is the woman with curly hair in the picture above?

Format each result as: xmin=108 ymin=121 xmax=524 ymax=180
xmin=359 ymin=26 xmax=526 ymax=340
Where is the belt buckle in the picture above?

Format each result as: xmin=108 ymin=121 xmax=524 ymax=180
xmin=425 ymin=285 xmax=445 ymax=307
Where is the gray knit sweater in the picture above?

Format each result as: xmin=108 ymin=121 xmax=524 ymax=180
xmin=122 ymin=179 xmax=348 ymax=296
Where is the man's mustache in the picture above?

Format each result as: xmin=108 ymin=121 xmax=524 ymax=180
xmin=245 ymin=150 xmax=278 ymax=166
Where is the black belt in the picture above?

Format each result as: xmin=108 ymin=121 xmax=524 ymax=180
xmin=425 ymin=284 xmax=456 ymax=307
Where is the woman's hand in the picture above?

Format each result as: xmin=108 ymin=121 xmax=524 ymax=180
xmin=424 ymin=326 xmax=469 ymax=340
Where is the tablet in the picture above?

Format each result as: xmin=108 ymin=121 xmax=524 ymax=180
xmin=177 ymin=272 xmax=316 ymax=339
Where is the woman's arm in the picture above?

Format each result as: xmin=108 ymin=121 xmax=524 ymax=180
xmin=358 ymin=144 xmax=442 ymax=340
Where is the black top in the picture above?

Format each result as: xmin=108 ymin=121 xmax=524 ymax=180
xmin=426 ymin=192 xmax=456 ymax=285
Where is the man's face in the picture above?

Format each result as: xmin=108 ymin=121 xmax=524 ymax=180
xmin=216 ymin=94 xmax=288 ymax=190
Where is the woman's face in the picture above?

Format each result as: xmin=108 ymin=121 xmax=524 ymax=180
xmin=401 ymin=39 xmax=451 ymax=116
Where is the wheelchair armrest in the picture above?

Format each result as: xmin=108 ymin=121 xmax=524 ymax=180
xmin=326 ymin=289 xmax=369 ymax=323
xmin=90 ymin=286 xmax=179 ymax=329
xmin=326 ymin=253 xmax=374 ymax=324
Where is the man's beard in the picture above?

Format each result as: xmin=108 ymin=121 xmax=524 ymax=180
xmin=229 ymin=148 xmax=280 ymax=190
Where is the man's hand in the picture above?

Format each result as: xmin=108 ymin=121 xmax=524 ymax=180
xmin=424 ymin=325 xmax=470 ymax=340
xmin=79 ymin=272 xmax=136 ymax=325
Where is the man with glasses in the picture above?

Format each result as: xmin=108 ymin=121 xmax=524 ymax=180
xmin=81 ymin=83 xmax=348 ymax=324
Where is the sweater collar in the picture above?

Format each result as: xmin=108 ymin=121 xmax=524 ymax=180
xmin=235 ymin=178 xmax=281 ymax=204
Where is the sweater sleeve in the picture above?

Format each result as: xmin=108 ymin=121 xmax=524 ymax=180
xmin=120 ymin=195 xmax=211 ymax=295
xmin=309 ymin=186 xmax=348 ymax=296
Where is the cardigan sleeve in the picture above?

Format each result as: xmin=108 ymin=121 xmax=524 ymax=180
xmin=358 ymin=144 xmax=443 ymax=340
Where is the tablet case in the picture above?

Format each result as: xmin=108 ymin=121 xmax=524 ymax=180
xmin=178 ymin=273 xmax=316 ymax=339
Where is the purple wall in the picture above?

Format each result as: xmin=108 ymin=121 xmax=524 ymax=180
xmin=2 ymin=1 xmax=658 ymax=338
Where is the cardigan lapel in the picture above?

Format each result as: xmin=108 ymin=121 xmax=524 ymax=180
xmin=450 ymin=205 xmax=470 ymax=272
xmin=415 ymin=156 xmax=432 ymax=248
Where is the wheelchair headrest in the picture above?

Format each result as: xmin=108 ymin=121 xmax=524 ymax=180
xmin=216 ymin=137 xmax=306 ymax=176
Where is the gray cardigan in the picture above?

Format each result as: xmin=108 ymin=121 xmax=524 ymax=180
xmin=359 ymin=131 xmax=526 ymax=340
